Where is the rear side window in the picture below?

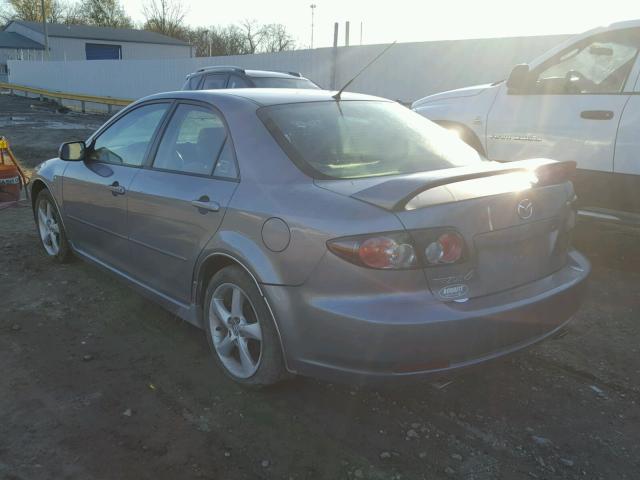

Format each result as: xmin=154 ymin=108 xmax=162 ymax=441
xmin=201 ymin=74 xmax=227 ymax=89
xmin=251 ymin=77 xmax=319 ymax=89
xmin=152 ymin=104 xmax=236 ymax=177
xmin=89 ymin=103 xmax=169 ymax=167
xmin=259 ymin=101 xmax=482 ymax=179
xmin=228 ymin=75 xmax=250 ymax=88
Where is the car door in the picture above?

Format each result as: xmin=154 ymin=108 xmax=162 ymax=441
xmin=63 ymin=102 xmax=171 ymax=273
xmin=126 ymin=101 xmax=240 ymax=303
xmin=486 ymin=28 xmax=640 ymax=177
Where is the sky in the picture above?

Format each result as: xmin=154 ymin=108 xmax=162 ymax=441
xmin=123 ymin=0 xmax=640 ymax=48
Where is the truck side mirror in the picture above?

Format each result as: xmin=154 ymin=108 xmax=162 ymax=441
xmin=506 ymin=64 xmax=532 ymax=92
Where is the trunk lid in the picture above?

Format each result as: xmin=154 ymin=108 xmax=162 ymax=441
xmin=317 ymin=159 xmax=576 ymax=301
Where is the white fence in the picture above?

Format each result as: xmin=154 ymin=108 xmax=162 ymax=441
xmin=8 ymin=34 xmax=570 ymax=104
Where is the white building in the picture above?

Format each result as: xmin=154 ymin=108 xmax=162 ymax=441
xmin=1 ymin=20 xmax=192 ymax=70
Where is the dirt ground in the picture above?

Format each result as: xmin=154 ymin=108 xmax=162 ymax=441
xmin=1 ymin=93 xmax=639 ymax=480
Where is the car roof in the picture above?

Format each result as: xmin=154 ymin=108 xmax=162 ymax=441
xmin=144 ymin=89 xmax=390 ymax=107
xmin=188 ymin=66 xmax=306 ymax=79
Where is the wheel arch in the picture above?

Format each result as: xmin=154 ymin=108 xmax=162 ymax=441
xmin=30 ymin=179 xmax=49 ymax=213
xmin=194 ymin=251 xmax=293 ymax=373
xmin=433 ymin=120 xmax=487 ymax=157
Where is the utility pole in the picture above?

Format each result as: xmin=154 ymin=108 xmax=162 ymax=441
xmin=345 ymin=21 xmax=350 ymax=47
xmin=360 ymin=22 xmax=363 ymax=45
xmin=40 ymin=0 xmax=49 ymax=60
xmin=310 ymin=4 xmax=317 ymax=49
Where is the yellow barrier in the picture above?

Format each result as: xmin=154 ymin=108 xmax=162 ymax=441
xmin=0 ymin=81 xmax=132 ymax=113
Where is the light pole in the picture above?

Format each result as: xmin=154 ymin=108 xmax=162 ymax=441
xmin=310 ymin=4 xmax=317 ymax=49
xmin=40 ymin=0 xmax=49 ymax=60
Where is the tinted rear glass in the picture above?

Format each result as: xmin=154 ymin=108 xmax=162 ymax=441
xmin=259 ymin=101 xmax=483 ymax=179
xmin=251 ymin=77 xmax=319 ymax=89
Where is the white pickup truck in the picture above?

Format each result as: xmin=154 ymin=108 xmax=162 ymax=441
xmin=412 ymin=20 xmax=640 ymax=218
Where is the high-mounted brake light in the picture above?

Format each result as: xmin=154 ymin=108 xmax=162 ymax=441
xmin=327 ymin=233 xmax=417 ymax=270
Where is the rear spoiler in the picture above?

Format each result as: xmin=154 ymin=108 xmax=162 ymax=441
xmin=351 ymin=159 xmax=576 ymax=211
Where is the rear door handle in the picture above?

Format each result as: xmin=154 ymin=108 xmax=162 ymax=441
xmin=191 ymin=196 xmax=220 ymax=213
xmin=580 ymin=110 xmax=614 ymax=120
xmin=108 ymin=181 xmax=125 ymax=196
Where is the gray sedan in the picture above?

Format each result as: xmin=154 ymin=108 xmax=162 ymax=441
xmin=30 ymin=89 xmax=590 ymax=386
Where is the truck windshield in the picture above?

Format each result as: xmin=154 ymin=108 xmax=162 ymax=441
xmin=259 ymin=100 xmax=483 ymax=179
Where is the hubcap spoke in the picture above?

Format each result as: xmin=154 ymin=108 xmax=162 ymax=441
xmin=216 ymin=334 xmax=236 ymax=357
xmin=38 ymin=208 xmax=47 ymax=226
xmin=46 ymin=202 xmax=52 ymax=220
xmin=212 ymin=298 xmax=232 ymax=327
xmin=238 ymin=323 xmax=262 ymax=341
xmin=50 ymin=222 xmax=60 ymax=234
xmin=231 ymin=287 xmax=244 ymax=317
xmin=237 ymin=338 xmax=255 ymax=373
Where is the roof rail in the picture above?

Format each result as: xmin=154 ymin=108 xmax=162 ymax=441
xmin=194 ymin=65 xmax=246 ymax=74
xmin=286 ymin=71 xmax=302 ymax=77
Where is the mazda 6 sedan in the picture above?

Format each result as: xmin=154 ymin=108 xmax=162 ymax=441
xmin=30 ymin=89 xmax=590 ymax=386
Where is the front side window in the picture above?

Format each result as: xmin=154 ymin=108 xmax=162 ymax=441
xmin=260 ymin=101 xmax=482 ymax=180
xmin=534 ymin=29 xmax=640 ymax=94
xmin=186 ymin=75 xmax=202 ymax=90
xmin=201 ymin=74 xmax=228 ymax=90
xmin=89 ymin=103 xmax=169 ymax=166
xmin=153 ymin=104 xmax=235 ymax=177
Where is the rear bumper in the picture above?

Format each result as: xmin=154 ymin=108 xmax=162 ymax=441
xmin=264 ymin=249 xmax=590 ymax=384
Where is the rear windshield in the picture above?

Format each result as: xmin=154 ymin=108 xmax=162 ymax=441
xmin=259 ymin=101 xmax=483 ymax=179
xmin=251 ymin=77 xmax=319 ymax=89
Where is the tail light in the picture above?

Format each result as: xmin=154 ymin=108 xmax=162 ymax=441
xmin=327 ymin=229 xmax=467 ymax=269
xmin=425 ymin=232 xmax=464 ymax=265
xmin=327 ymin=233 xmax=418 ymax=269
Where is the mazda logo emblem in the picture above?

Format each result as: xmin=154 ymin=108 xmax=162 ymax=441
xmin=517 ymin=198 xmax=533 ymax=220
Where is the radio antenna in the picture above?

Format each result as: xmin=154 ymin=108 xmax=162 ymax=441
xmin=333 ymin=41 xmax=396 ymax=101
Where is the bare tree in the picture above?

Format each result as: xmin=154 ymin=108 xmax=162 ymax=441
xmin=142 ymin=0 xmax=186 ymax=37
xmin=1 ymin=0 xmax=68 ymax=23
xmin=260 ymin=23 xmax=295 ymax=52
xmin=78 ymin=0 xmax=132 ymax=28
xmin=240 ymin=18 xmax=264 ymax=54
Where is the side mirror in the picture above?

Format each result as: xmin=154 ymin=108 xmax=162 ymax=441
xmin=506 ymin=64 xmax=532 ymax=91
xmin=59 ymin=141 xmax=86 ymax=161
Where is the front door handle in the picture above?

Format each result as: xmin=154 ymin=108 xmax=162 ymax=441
xmin=191 ymin=196 xmax=220 ymax=213
xmin=108 ymin=181 xmax=125 ymax=196
xmin=580 ymin=110 xmax=614 ymax=120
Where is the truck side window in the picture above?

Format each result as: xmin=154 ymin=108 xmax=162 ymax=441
xmin=534 ymin=28 xmax=640 ymax=94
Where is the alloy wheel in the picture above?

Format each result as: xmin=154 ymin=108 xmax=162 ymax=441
xmin=209 ymin=283 xmax=263 ymax=379
xmin=37 ymin=199 xmax=61 ymax=256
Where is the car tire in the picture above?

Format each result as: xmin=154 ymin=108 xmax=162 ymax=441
xmin=204 ymin=265 xmax=288 ymax=387
xmin=35 ymin=189 xmax=72 ymax=263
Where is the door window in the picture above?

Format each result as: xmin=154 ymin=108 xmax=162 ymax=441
xmin=534 ymin=29 xmax=640 ymax=94
xmin=201 ymin=74 xmax=228 ymax=89
xmin=152 ymin=104 xmax=236 ymax=177
xmin=89 ymin=103 xmax=169 ymax=166
xmin=228 ymin=75 xmax=250 ymax=88
xmin=186 ymin=74 xmax=202 ymax=90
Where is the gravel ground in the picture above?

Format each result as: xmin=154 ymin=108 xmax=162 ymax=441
xmin=1 ymin=93 xmax=639 ymax=480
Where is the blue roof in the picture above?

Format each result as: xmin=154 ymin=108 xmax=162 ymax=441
xmin=0 ymin=31 xmax=44 ymax=49
xmin=8 ymin=20 xmax=190 ymax=47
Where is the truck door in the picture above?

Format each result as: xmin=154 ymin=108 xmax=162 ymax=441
xmin=486 ymin=28 xmax=640 ymax=209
